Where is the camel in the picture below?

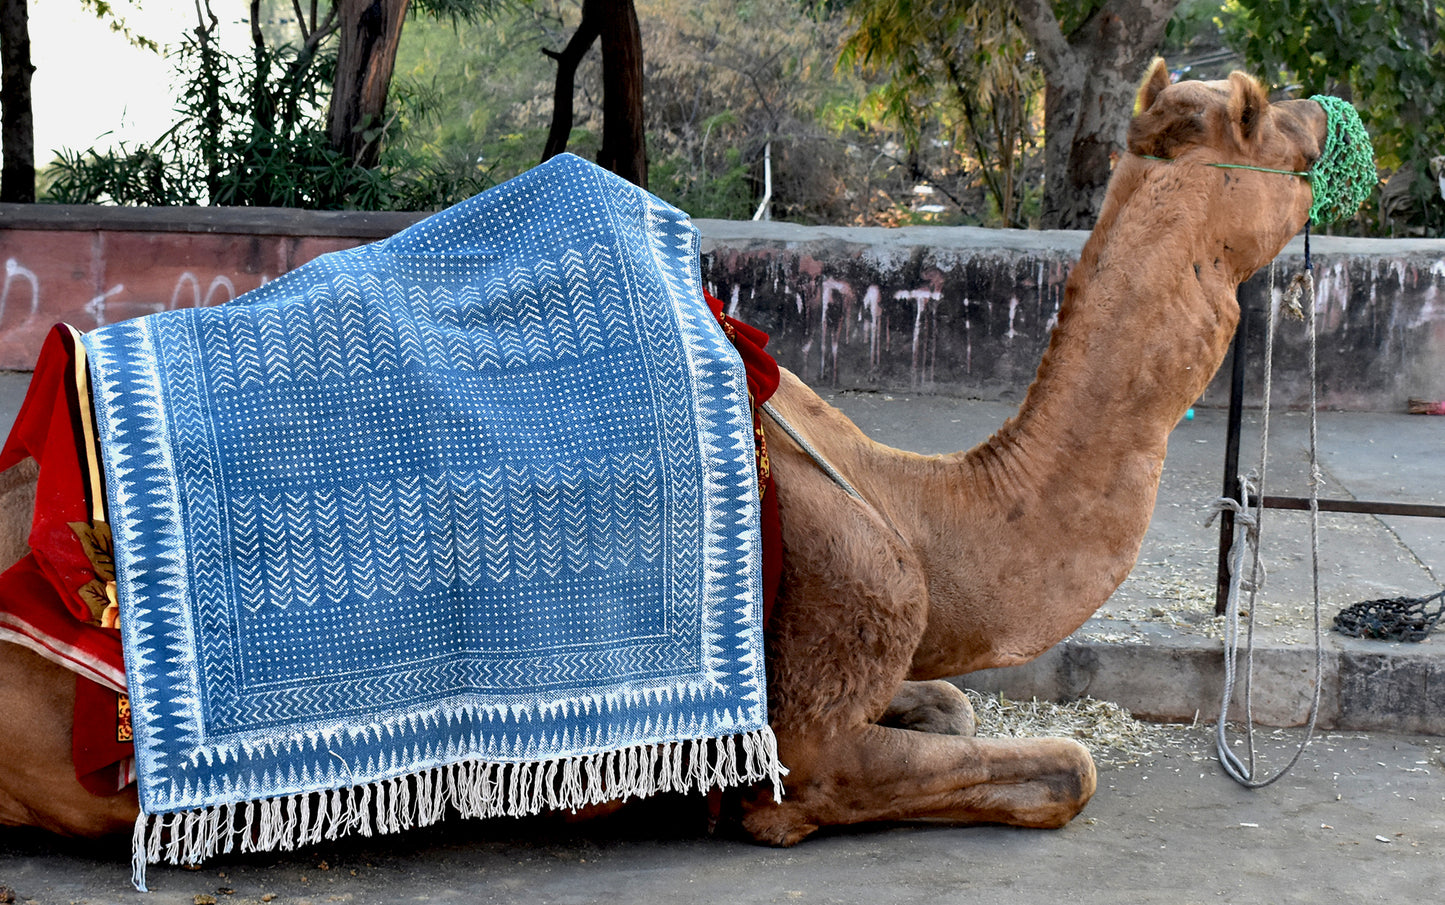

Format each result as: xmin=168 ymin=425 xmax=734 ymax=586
xmin=0 ymin=61 xmax=1327 ymax=849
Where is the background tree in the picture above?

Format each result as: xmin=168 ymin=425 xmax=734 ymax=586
xmin=1220 ymin=0 xmax=1442 ymax=236
xmin=0 ymin=0 xmax=34 ymax=202
xmin=43 ymin=0 xmax=497 ymax=209
xmin=541 ymin=0 xmax=647 ymax=187
xmin=1012 ymin=0 xmax=1181 ymax=230
xmin=838 ymin=0 xmax=1042 ymax=227
xmin=329 ymin=0 xmax=411 ymax=169
xmin=641 ymin=1 xmax=874 ymax=223
xmin=1 ymin=0 xmax=161 ymax=203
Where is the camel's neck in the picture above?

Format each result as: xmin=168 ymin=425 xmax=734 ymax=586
xmin=994 ymin=175 xmax=1242 ymax=476
xmin=907 ymin=166 xmax=1254 ymax=677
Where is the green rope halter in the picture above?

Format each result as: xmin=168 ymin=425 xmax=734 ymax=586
xmin=1141 ymin=95 xmax=1376 ymax=226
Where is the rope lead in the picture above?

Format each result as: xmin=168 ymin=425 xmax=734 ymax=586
xmin=1214 ymin=253 xmax=1326 ymax=789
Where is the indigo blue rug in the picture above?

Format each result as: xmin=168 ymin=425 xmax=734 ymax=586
xmin=81 ymin=154 xmax=780 ymax=887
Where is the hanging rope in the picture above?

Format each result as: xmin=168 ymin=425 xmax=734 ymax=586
xmin=1212 ymin=237 xmax=1327 ymax=789
xmin=1203 ymin=94 xmax=1375 ymax=788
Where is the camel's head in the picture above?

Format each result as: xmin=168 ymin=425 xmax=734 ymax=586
xmin=1124 ymin=59 xmax=1347 ymax=276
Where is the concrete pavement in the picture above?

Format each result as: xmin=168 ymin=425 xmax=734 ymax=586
xmin=2 ymin=727 xmax=1442 ymax=903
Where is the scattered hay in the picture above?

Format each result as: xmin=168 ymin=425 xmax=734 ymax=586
xmin=965 ymin=690 xmax=1184 ymax=766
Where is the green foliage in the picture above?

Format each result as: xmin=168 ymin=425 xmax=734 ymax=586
xmin=43 ymin=0 xmax=499 ymax=211
xmin=1163 ymin=0 xmax=1226 ymax=57
xmin=652 ymin=144 xmax=754 ymax=220
xmin=397 ymin=0 xmax=876 ymax=224
xmin=837 ymin=0 xmax=1042 ymax=227
xmin=639 ymin=1 xmax=880 ymax=225
xmin=78 ymin=0 xmax=161 ymax=53
xmin=388 ymin=4 xmax=566 ymax=186
xmin=1221 ymin=0 xmax=1445 ymax=235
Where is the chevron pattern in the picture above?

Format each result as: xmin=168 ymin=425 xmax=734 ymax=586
xmin=81 ymin=153 xmax=768 ymax=822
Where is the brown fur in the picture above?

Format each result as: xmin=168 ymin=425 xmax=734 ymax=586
xmin=0 ymin=61 xmax=1326 ymax=848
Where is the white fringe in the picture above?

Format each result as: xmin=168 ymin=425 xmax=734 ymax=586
xmin=130 ymin=726 xmax=785 ymax=891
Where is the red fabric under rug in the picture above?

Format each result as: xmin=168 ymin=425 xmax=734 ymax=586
xmin=0 ymin=325 xmax=132 ymax=794
xmin=704 ymin=290 xmax=783 ymax=623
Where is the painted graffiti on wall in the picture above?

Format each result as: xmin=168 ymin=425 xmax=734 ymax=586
xmin=0 ymin=254 xmax=254 ymax=368
xmin=703 ymin=246 xmax=1070 ymax=396
xmin=0 ymin=258 xmax=39 ymax=334
xmin=0 ymin=219 xmax=1440 ymax=410
xmin=701 ymin=237 xmax=1445 ymax=409
xmin=0 ymin=230 xmax=361 ymax=370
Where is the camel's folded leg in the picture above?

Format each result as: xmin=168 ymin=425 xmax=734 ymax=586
xmin=0 ymin=641 xmax=139 ymax=835
xmin=742 ymin=723 xmax=1095 ymax=847
xmin=880 ymin=679 xmax=976 ymax=736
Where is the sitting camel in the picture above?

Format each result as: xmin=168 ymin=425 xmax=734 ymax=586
xmin=0 ymin=61 xmax=1327 ymax=846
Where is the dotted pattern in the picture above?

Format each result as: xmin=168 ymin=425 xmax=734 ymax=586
xmin=82 ymin=154 xmax=769 ymax=813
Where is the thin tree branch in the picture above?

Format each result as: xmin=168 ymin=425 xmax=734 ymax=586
xmin=1010 ymin=0 xmax=1070 ymax=74
xmin=291 ymin=0 xmax=314 ymax=42
xmin=541 ymin=0 xmax=603 ymax=162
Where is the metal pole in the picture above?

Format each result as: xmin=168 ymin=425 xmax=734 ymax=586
xmin=1215 ymin=296 xmax=1249 ymax=615
xmin=752 ymin=142 xmax=772 ymax=222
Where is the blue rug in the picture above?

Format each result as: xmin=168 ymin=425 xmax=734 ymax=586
xmin=81 ymin=154 xmax=780 ymax=887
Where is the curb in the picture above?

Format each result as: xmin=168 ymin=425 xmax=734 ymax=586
xmin=960 ymin=617 xmax=1445 ymax=734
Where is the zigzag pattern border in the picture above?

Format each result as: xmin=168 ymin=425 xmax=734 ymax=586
xmin=86 ymin=154 xmax=769 ymax=816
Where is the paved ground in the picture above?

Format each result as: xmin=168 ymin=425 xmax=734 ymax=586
xmin=1 ymin=373 xmax=1442 ymax=902
xmin=2 ymin=727 xmax=1443 ymax=903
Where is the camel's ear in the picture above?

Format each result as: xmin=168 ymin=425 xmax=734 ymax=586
xmin=1127 ymin=59 xmax=1194 ymax=158
xmin=1135 ymin=58 xmax=1171 ymax=116
xmin=1228 ymin=70 xmax=1268 ymax=141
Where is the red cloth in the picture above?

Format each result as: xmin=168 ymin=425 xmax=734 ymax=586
xmin=704 ymin=291 xmax=783 ymax=623
xmin=0 ymin=326 xmax=132 ymax=795
xmin=704 ymin=291 xmax=780 ymax=405
xmin=0 ymin=326 xmax=102 ymax=623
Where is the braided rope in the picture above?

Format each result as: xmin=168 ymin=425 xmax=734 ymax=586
xmin=762 ymin=401 xmax=865 ymax=502
xmin=1214 ymin=248 xmax=1327 ymax=788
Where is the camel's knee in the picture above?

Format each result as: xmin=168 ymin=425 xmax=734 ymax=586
xmin=740 ymin=787 xmax=819 ymax=848
xmin=879 ymin=680 xmax=976 ymax=736
xmin=989 ymin=738 xmax=1096 ymax=828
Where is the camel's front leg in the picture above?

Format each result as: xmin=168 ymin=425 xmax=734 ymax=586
xmin=743 ymin=724 xmax=1096 ymax=846
xmin=880 ymin=679 xmax=976 ymax=736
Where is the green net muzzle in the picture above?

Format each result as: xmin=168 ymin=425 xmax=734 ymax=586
xmin=1305 ymin=95 xmax=1376 ymax=225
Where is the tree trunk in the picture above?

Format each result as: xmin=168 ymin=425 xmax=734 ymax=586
xmin=1012 ymin=0 xmax=1179 ymax=230
xmin=542 ymin=0 xmax=647 ymax=189
xmin=328 ymin=0 xmax=410 ymax=170
xmin=0 ymin=0 xmax=36 ymax=203
xmin=596 ymin=0 xmax=646 ymax=188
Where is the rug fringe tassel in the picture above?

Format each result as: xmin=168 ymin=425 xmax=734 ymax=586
xmin=130 ymin=727 xmax=785 ymax=891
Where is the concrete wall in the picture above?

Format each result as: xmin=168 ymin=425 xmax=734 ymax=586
xmin=3 ymin=204 xmax=1443 ymax=410
xmin=0 ymin=205 xmax=421 ymax=370
xmin=697 ymin=219 xmax=1445 ymax=411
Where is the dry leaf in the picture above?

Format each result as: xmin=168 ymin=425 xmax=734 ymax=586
xmin=77 ymin=579 xmax=111 ymax=623
xmin=69 ymin=520 xmax=115 ymax=582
